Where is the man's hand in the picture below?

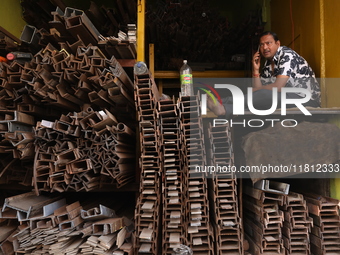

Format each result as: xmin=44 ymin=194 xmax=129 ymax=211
xmin=252 ymin=87 xmax=262 ymax=92
xmin=252 ymin=51 xmax=261 ymax=73
xmin=207 ymin=96 xmax=226 ymax=116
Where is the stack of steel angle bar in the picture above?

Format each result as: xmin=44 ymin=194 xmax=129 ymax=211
xmin=305 ymin=193 xmax=340 ymax=255
xmin=0 ymin=191 xmax=134 ymax=254
xmin=0 ymin=41 xmax=137 ymax=190
xmin=133 ymin=69 xmax=161 ymax=254
xmin=20 ymin=5 xmax=137 ymax=59
xmin=178 ymin=95 xmax=214 ymax=254
xmin=0 ymin=2 xmax=138 ymax=188
xmin=243 ymin=180 xmax=288 ymax=255
xmin=207 ymin=123 xmax=243 ymax=255
xmin=280 ymin=192 xmax=313 ymax=255
xmin=157 ymin=98 xmax=184 ymax=254
xmin=34 ymin=109 xmax=136 ymax=193
xmin=133 ymin=79 xmax=246 ymax=254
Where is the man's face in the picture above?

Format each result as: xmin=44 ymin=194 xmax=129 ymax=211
xmin=259 ymin=34 xmax=280 ymax=60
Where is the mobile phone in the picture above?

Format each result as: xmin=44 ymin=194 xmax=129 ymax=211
xmin=255 ymin=45 xmax=261 ymax=64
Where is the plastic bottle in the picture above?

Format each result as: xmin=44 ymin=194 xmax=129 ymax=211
xmin=134 ymin=61 xmax=148 ymax=75
xmin=180 ymin=60 xmax=194 ymax=96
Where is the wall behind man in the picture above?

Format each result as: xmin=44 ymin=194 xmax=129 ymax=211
xmin=323 ymin=0 xmax=340 ymax=107
xmin=323 ymin=0 xmax=340 ymax=199
xmin=0 ymin=0 xmax=26 ymax=38
xmin=271 ymin=0 xmax=340 ymax=108
xmin=271 ymin=0 xmax=321 ymax=78
xmin=272 ymin=0 xmax=340 ymax=200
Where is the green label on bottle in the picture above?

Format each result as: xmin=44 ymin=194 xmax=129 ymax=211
xmin=180 ymin=74 xmax=192 ymax=84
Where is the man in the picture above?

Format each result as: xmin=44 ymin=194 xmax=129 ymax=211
xmin=208 ymin=31 xmax=321 ymax=117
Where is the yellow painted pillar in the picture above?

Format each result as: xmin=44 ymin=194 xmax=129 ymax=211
xmin=319 ymin=0 xmax=327 ymax=107
xmin=331 ymin=178 xmax=340 ymax=200
xmin=322 ymin=0 xmax=340 ymax=200
xmin=0 ymin=0 xmax=26 ymax=40
xmin=137 ymin=0 xmax=146 ymax=62
xmin=329 ymin=116 xmax=340 ymax=200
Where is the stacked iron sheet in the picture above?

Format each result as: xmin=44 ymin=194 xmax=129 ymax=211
xmin=133 ymin=69 xmax=161 ymax=254
xmin=305 ymin=194 xmax=340 ymax=255
xmin=243 ymin=180 xmax=287 ymax=255
xmin=280 ymin=192 xmax=313 ymax=255
xmin=208 ymin=123 xmax=243 ymax=255
xmin=178 ymin=95 xmax=214 ymax=254
xmin=157 ymin=98 xmax=185 ymax=254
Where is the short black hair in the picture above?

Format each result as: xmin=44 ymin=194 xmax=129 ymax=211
xmin=259 ymin=31 xmax=279 ymax=42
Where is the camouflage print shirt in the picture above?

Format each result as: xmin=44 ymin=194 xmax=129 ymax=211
xmin=261 ymin=46 xmax=321 ymax=105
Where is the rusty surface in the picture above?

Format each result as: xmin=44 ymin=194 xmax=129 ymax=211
xmin=133 ymin=69 xmax=161 ymax=255
xmin=208 ymin=123 xmax=243 ymax=255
